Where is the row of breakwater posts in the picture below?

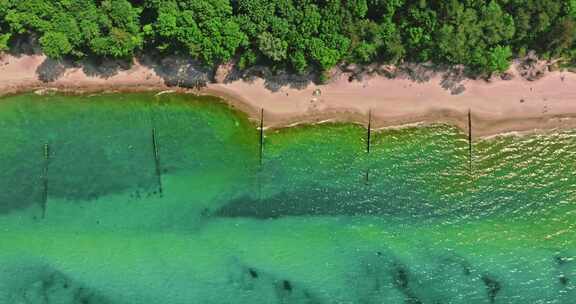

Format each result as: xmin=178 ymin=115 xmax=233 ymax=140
xmin=36 ymin=109 xmax=474 ymax=218
xmin=37 ymin=126 xmax=166 ymax=220
xmin=255 ymin=108 xmax=475 ymax=187
xmin=362 ymin=109 xmax=475 ymax=184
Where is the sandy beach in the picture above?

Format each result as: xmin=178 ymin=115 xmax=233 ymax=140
xmin=1 ymin=54 xmax=576 ymax=137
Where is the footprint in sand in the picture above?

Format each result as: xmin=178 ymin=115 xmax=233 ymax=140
xmin=308 ymin=97 xmax=326 ymax=112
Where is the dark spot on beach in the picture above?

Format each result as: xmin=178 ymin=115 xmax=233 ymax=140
xmin=282 ymin=280 xmax=293 ymax=292
xmin=520 ymin=99 xmax=525 ymax=103
xmin=248 ymin=268 xmax=258 ymax=279
xmin=481 ymin=275 xmax=501 ymax=303
xmin=376 ymin=251 xmax=382 ymax=256
xmin=559 ymin=275 xmax=569 ymax=286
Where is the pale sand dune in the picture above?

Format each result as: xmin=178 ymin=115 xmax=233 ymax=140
xmin=1 ymin=54 xmax=576 ymax=137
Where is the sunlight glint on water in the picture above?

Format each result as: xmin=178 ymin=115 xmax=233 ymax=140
xmin=0 ymin=93 xmax=574 ymax=303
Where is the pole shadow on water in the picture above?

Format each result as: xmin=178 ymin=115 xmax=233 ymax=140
xmin=148 ymin=98 xmax=164 ymax=197
xmin=40 ymin=143 xmax=50 ymax=219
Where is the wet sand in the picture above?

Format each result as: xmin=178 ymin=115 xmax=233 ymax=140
xmin=1 ymin=54 xmax=576 ymax=137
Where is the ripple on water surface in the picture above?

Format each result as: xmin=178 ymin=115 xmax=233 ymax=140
xmin=0 ymin=93 xmax=574 ymax=303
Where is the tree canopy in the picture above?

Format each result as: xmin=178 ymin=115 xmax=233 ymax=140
xmin=0 ymin=0 xmax=574 ymax=75
xmin=1 ymin=0 xmax=142 ymax=58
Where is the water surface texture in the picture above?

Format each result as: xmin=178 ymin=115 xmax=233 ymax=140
xmin=0 ymin=93 xmax=574 ymax=303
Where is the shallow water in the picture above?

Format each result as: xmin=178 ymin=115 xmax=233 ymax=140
xmin=0 ymin=93 xmax=574 ymax=303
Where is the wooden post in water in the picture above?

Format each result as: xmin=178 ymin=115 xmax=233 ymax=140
xmin=366 ymin=109 xmax=372 ymax=154
xmin=468 ymin=109 xmax=473 ymax=175
xmin=365 ymin=109 xmax=372 ymax=184
xmin=258 ymin=109 xmax=264 ymax=201
xmin=151 ymin=128 xmax=163 ymax=195
xmin=259 ymin=109 xmax=264 ymax=168
xmin=41 ymin=143 xmax=50 ymax=219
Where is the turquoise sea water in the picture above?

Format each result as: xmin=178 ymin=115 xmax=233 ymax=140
xmin=0 ymin=93 xmax=574 ymax=303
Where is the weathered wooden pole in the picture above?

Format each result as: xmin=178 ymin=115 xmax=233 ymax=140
xmin=259 ymin=108 xmax=264 ymax=168
xmin=151 ymin=128 xmax=163 ymax=195
xmin=468 ymin=109 xmax=473 ymax=175
xmin=41 ymin=143 xmax=50 ymax=219
xmin=366 ymin=109 xmax=372 ymax=154
xmin=258 ymin=109 xmax=265 ymax=201
xmin=365 ymin=109 xmax=372 ymax=184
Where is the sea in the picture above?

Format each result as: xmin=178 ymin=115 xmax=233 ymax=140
xmin=0 ymin=93 xmax=573 ymax=303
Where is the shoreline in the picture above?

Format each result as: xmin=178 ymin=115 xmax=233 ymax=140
xmin=1 ymin=55 xmax=576 ymax=138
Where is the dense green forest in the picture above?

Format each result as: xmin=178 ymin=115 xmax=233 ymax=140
xmin=0 ymin=0 xmax=575 ymax=76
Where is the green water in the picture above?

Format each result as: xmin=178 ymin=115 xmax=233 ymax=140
xmin=0 ymin=93 xmax=574 ymax=304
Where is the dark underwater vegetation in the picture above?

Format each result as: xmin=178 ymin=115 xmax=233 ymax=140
xmin=0 ymin=93 xmax=574 ymax=303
